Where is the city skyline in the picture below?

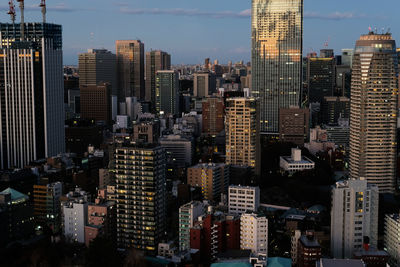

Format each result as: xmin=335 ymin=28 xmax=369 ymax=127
xmin=0 ymin=0 xmax=397 ymax=65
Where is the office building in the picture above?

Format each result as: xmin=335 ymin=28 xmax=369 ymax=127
xmin=279 ymin=148 xmax=315 ymax=175
xmin=133 ymin=120 xmax=160 ymax=144
xmin=179 ymin=201 xmax=206 ymax=251
xmin=240 ymin=213 xmax=268 ymax=255
xmin=330 ymin=179 xmax=379 ymax=259
xmin=225 ymin=98 xmax=260 ymax=175
xmin=0 ymin=22 xmax=65 ymax=169
xmin=61 ymin=188 xmax=89 ymax=243
xmin=279 ymin=107 xmax=310 ymax=146
xmin=187 ymin=163 xmax=229 ymax=201
xmin=307 ymin=56 xmax=336 ymax=104
xmin=78 ymin=49 xmax=116 ymax=94
xmin=116 ymin=40 xmax=145 ymax=101
xmin=349 ymin=33 xmax=398 ymax=193
xmin=156 ymin=70 xmax=179 ymax=116
xmin=384 ymin=213 xmax=400 ymax=266
xmin=80 ymin=83 xmax=112 ymax=124
xmin=145 ymin=50 xmax=171 ymax=107
xmin=114 ymin=142 xmax=166 ymax=252
xmin=202 ymin=97 xmax=224 ymax=136
xmin=228 ymin=185 xmax=260 ymax=215
xmin=159 ymin=134 xmax=193 ymax=167
xmin=321 ymin=96 xmax=350 ymax=125
xmin=251 ymin=0 xmax=303 ymax=133
xmin=193 ymin=72 xmax=216 ymax=97
xmin=33 ymin=182 xmax=62 ymax=233
xmin=341 ymin=48 xmax=354 ymax=67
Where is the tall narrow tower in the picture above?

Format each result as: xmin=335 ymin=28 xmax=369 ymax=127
xmin=251 ymin=0 xmax=303 ymax=134
xmin=349 ymin=32 xmax=398 ymax=193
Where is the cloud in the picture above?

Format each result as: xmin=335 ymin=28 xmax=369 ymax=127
xmin=304 ymin=11 xmax=385 ymax=20
xmin=119 ymin=7 xmax=251 ymax=19
xmin=119 ymin=6 xmax=384 ymax=21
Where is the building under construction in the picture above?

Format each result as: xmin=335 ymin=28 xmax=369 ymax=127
xmin=0 ymin=0 xmax=65 ymax=168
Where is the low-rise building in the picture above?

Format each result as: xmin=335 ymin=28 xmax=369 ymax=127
xmin=228 ymin=185 xmax=260 ymax=215
xmin=279 ymin=148 xmax=315 ymax=175
xmin=297 ymin=231 xmax=322 ymax=267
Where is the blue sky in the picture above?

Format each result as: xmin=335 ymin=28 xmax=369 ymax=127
xmin=1 ymin=0 xmax=396 ymax=65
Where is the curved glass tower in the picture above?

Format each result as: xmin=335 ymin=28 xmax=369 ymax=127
xmin=349 ymin=32 xmax=398 ymax=193
xmin=251 ymin=0 xmax=303 ymax=133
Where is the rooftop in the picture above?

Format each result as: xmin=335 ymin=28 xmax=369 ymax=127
xmin=267 ymin=257 xmax=292 ymax=267
xmin=0 ymin=187 xmax=29 ymax=204
xmin=299 ymin=235 xmax=321 ymax=248
xmin=280 ymin=156 xmax=314 ymax=165
xmin=317 ymin=259 xmax=364 ymax=267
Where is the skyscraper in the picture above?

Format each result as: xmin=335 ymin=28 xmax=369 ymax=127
xmin=307 ymin=56 xmax=336 ymax=104
xmin=145 ymin=50 xmax=171 ymax=107
xmin=114 ymin=141 xmax=166 ymax=252
xmin=116 ymin=40 xmax=145 ymax=102
xmin=80 ymin=83 xmax=112 ymax=124
xmin=78 ymin=49 xmax=116 ymax=94
xmin=251 ymin=0 xmax=303 ymax=133
xmin=155 ymin=70 xmax=179 ymax=116
xmin=202 ymin=97 xmax=224 ymax=136
xmin=330 ymin=179 xmax=379 ymax=259
xmin=193 ymin=72 xmax=216 ymax=97
xmin=0 ymin=22 xmax=65 ymax=169
xmin=225 ymin=98 xmax=260 ymax=175
xmin=349 ymin=32 xmax=398 ymax=193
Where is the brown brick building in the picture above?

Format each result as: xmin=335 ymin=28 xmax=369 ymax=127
xmin=279 ymin=107 xmax=310 ymax=146
xmin=80 ymin=83 xmax=112 ymax=124
xmin=202 ymin=97 xmax=224 ymax=136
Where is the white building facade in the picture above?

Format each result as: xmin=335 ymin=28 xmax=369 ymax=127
xmin=228 ymin=185 xmax=260 ymax=215
xmin=330 ymin=179 xmax=379 ymax=259
xmin=240 ymin=213 xmax=268 ymax=255
xmin=179 ymin=201 xmax=206 ymax=251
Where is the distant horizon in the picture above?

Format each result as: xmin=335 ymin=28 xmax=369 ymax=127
xmin=0 ymin=0 xmax=396 ymax=65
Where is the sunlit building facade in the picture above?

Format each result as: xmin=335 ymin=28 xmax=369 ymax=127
xmin=349 ymin=33 xmax=398 ymax=193
xmin=251 ymin=0 xmax=303 ymax=133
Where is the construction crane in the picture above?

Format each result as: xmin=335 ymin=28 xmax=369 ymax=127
xmin=40 ymin=0 xmax=46 ymax=24
xmin=7 ymin=0 xmax=16 ymax=39
xmin=16 ymin=0 xmax=24 ymax=41
xmin=324 ymin=36 xmax=331 ymax=48
xmin=7 ymin=1 xmax=16 ymax=25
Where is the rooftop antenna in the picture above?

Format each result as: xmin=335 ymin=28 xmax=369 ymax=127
xmin=7 ymin=0 xmax=16 ymax=38
xmin=16 ymin=0 xmax=24 ymax=41
xmin=40 ymin=0 xmax=46 ymax=24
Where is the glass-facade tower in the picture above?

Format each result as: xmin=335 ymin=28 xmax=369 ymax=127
xmin=251 ymin=0 xmax=303 ymax=133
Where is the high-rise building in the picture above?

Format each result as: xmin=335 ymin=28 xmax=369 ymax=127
xmin=341 ymin=48 xmax=354 ymax=67
xmin=114 ymin=141 xmax=166 ymax=252
xmin=33 ymin=182 xmax=62 ymax=233
xmin=78 ymin=49 xmax=116 ymax=93
xmin=145 ymin=50 xmax=171 ymax=107
xmin=251 ymin=0 xmax=303 ymax=133
xmin=240 ymin=213 xmax=268 ymax=255
xmin=0 ymin=23 xmax=65 ymax=169
xmin=349 ymin=33 xmax=398 ymax=193
xmin=330 ymin=179 xmax=379 ymax=259
xmin=225 ymin=98 xmax=260 ymax=175
xmin=321 ymin=96 xmax=350 ymax=125
xmin=159 ymin=134 xmax=193 ymax=168
xmin=228 ymin=185 xmax=260 ymax=215
xmin=279 ymin=107 xmax=310 ymax=146
xmin=155 ymin=70 xmax=179 ymax=116
xmin=116 ymin=40 xmax=145 ymax=102
xmin=307 ymin=56 xmax=336 ymax=104
xmin=384 ymin=213 xmax=400 ymax=266
xmin=179 ymin=201 xmax=206 ymax=251
xmin=187 ymin=163 xmax=229 ymax=201
xmin=202 ymin=97 xmax=224 ymax=136
xmin=80 ymin=83 xmax=112 ymax=124
xmin=193 ymin=72 xmax=216 ymax=97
